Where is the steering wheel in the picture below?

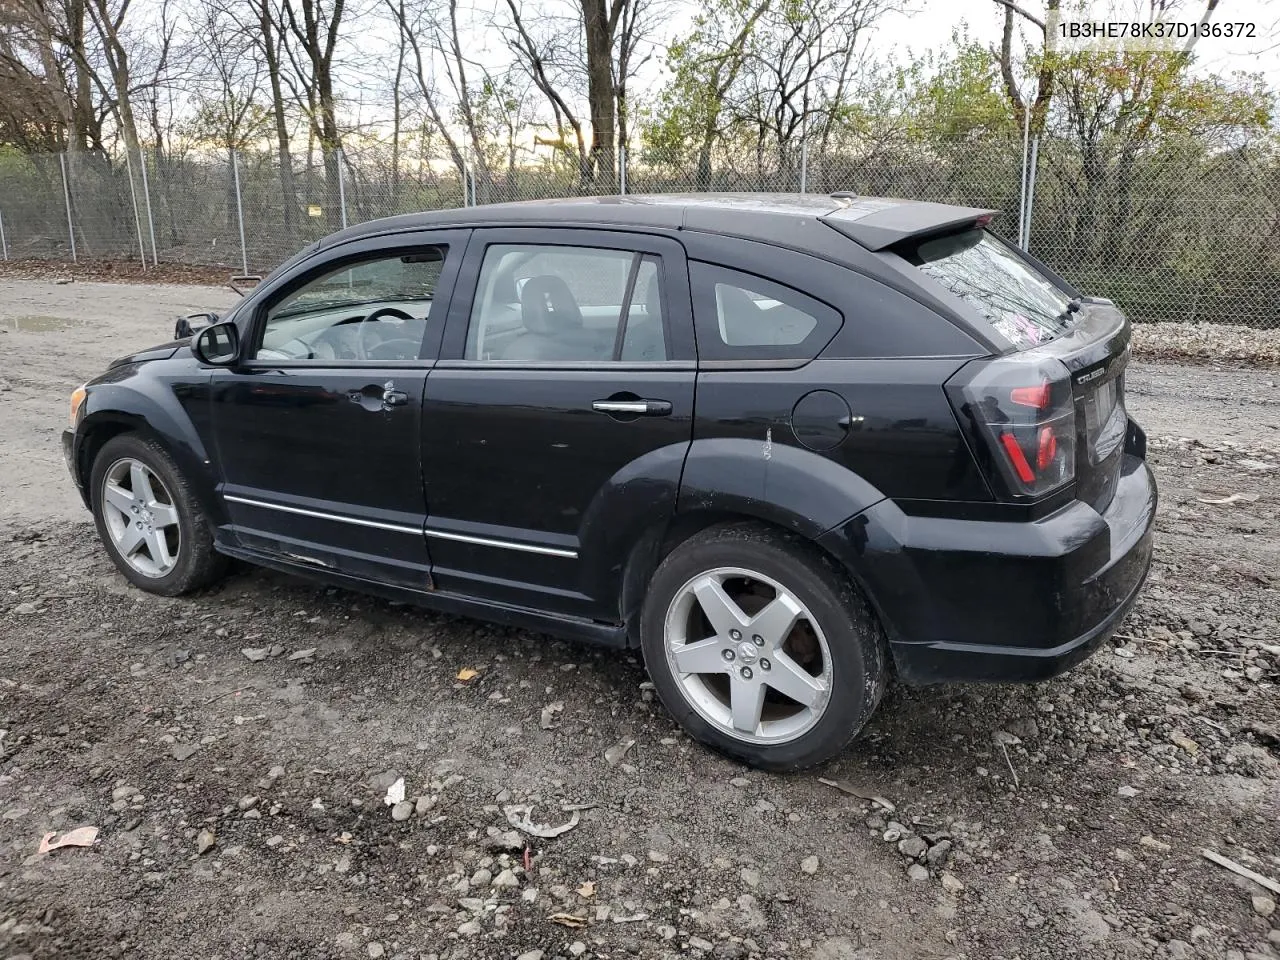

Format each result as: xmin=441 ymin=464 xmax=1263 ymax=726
xmin=356 ymin=306 xmax=416 ymax=360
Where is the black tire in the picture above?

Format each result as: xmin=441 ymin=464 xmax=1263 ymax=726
xmin=640 ymin=521 xmax=887 ymax=772
xmin=89 ymin=432 xmax=228 ymax=596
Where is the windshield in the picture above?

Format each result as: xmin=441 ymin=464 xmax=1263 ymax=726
xmin=905 ymin=229 xmax=1074 ymax=349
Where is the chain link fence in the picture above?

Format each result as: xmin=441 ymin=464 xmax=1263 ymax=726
xmin=1 ymin=134 xmax=1277 ymax=328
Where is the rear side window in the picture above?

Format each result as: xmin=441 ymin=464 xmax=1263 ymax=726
xmin=465 ymin=244 xmax=668 ymax=363
xmin=690 ymin=262 xmax=841 ymax=362
xmin=903 ymin=229 xmax=1073 ymax=349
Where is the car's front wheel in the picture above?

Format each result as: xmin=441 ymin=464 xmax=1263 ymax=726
xmin=640 ymin=523 xmax=887 ymax=771
xmin=90 ymin=433 xmax=228 ymax=596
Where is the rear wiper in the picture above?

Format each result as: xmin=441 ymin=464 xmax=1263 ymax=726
xmin=1056 ymin=298 xmax=1082 ymax=323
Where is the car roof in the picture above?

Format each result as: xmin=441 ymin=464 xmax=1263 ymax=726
xmin=319 ymin=193 xmax=997 ymax=256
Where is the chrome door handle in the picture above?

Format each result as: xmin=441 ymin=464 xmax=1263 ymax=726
xmin=347 ymin=382 xmax=409 ymax=411
xmin=592 ymin=399 xmax=672 ymax=417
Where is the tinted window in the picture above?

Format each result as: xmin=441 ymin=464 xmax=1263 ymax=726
xmin=906 ymin=229 xmax=1072 ymax=349
xmin=465 ymin=244 xmax=667 ymax=362
xmin=257 ymin=249 xmax=445 ymax=361
xmin=690 ymin=262 xmax=841 ymax=362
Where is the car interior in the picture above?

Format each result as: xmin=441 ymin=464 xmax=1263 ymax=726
xmin=467 ymin=247 xmax=668 ymax=362
xmin=256 ymin=250 xmax=444 ymax=362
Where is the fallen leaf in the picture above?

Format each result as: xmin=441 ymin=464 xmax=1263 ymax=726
xmin=37 ymin=826 xmax=99 ymax=854
xmin=548 ymin=913 xmax=588 ymax=928
xmin=1196 ymin=493 xmax=1260 ymax=505
xmin=505 ymin=804 xmax=581 ymax=838
xmin=817 ymin=777 xmax=896 ymax=813
xmin=540 ymin=701 xmax=564 ymax=730
xmin=384 ymin=777 xmax=406 ymax=806
xmin=456 ymin=667 xmax=479 ymax=682
xmin=576 ymin=881 xmax=596 ymax=898
xmin=1169 ymin=731 xmax=1199 ymax=755
xmin=604 ymin=738 xmax=635 ymax=765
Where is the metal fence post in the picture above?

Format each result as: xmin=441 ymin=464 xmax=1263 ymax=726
xmin=232 ymin=149 xmax=249 ymax=276
xmin=1024 ymin=136 xmax=1040 ymax=252
xmin=336 ymin=148 xmax=348 ymax=229
xmin=1017 ymin=102 xmax=1031 ymax=250
xmin=59 ymin=153 xmax=78 ymax=263
xmin=124 ymin=149 xmax=148 ymax=269
xmin=138 ymin=147 xmax=159 ymax=265
xmin=619 ymin=144 xmax=627 ymax=196
xmin=799 ymin=138 xmax=808 ymax=194
xmin=0 ymin=208 xmax=8 ymax=261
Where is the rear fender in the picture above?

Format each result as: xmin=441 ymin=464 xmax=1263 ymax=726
xmin=677 ymin=438 xmax=885 ymax=540
xmin=612 ymin=438 xmax=890 ymax=643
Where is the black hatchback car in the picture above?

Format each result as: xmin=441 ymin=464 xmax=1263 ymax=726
xmin=63 ymin=194 xmax=1156 ymax=770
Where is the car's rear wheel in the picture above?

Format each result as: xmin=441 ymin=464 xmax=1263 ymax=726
xmin=90 ymin=433 xmax=227 ymax=596
xmin=640 ymin=522 xmax=886 ymax=771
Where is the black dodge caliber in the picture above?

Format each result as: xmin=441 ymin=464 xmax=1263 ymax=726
xmin=62 ymin=194 xmax=1156 ymax=770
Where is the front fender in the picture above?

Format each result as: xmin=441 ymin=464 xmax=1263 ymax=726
xmin=75 ymin=363 xmax=222 ymax=525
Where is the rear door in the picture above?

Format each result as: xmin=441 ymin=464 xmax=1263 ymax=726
xmin=421 ymin=228 xmax=696 ymax=620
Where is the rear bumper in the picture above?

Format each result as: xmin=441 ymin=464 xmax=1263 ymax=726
xmin=820 ymin=450 xmax=1157 ymax=685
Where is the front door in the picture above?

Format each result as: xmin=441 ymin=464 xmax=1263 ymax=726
xmin=422 ymin=228 xmax=697 ymax=620
xmin=209 ymin=230 xmax=467 ymax=588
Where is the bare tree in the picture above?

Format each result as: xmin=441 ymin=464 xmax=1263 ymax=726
xmin=503 ymin=0 xmax=662 ymax=186
xmin=2 ymin=0 xmax=106 ymax=152
xmin=280 ymin=0 xmax=348 ymax=227
xmin=386 ymin=0 xmax=487 ymax=188
xmin=726 ymin=0 xmax=899 ymax=181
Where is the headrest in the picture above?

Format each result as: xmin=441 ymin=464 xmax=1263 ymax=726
xmin=521 ymin=275 xmax=583 ymax=335
xmin=644 ymin=274 xmax=662 ymax=321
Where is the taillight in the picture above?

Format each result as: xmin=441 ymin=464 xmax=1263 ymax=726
xmin=946 ymin=356 xmax=1076 ymax=499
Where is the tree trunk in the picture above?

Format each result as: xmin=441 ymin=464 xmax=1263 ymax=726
xmin=259 ymin=1 xmax=297 ymax=240
xmin=582 ymin=0 xmax=615 ymax=187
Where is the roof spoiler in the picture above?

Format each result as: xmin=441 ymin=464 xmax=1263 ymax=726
xmin=819 ymin=198 xmax=998 ymax=252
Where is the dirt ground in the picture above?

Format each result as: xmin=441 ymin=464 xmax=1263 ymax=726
xmin=1 ymin=280 xmax=1278 ymax=960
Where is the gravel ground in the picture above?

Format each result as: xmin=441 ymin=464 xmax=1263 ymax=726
xmin=1 ymin=280 xmax=1279 ymax=960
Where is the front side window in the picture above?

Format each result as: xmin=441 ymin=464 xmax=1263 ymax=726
xmin=905 ymin=229 xmax=1073 ymax=349
xmin=256 ymin=248 xmax=446 ymax=362
xmin=690 ymin=262 xmax=841 ymax=362
xmin=465 ymin=244 xmax=668 ymax=362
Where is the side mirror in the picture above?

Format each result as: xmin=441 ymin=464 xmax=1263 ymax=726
xmin=174 ymin=312 xmax=217 ymax=339
xmin=193 ymin=321 xmax=241 ymax=366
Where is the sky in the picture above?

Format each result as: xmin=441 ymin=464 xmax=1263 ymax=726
xmin=871 ymin=0 xmax=1280 ymax=82
xmin=332 ymin=0 xmax=1280 ymax=146
xmin=641 ymin=0 xmax=1280 ymax=88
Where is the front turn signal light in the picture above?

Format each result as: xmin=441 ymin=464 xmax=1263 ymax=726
xmin=69 ymin=385 xmax=87 ymax=428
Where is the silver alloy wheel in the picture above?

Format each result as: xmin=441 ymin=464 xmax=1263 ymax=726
xmin=663 ymin=566 xmax=833 ymax=745
xmin=100 ymin=458 xmax=181 ymax=578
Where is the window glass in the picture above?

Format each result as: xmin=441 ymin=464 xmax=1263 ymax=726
xmin=691 ymin=262 xmax=840 ymax=361
xmin=257 ymin=248 xmax=445 ymax=362
xmin=465 ymin=244 xmax=667 ymax=362
xmin=906 ymin=229 xmax=1072 ymax=349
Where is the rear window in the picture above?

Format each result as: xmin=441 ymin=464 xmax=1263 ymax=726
xmin=904 ymin=229 xmax=1073 ymax=349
